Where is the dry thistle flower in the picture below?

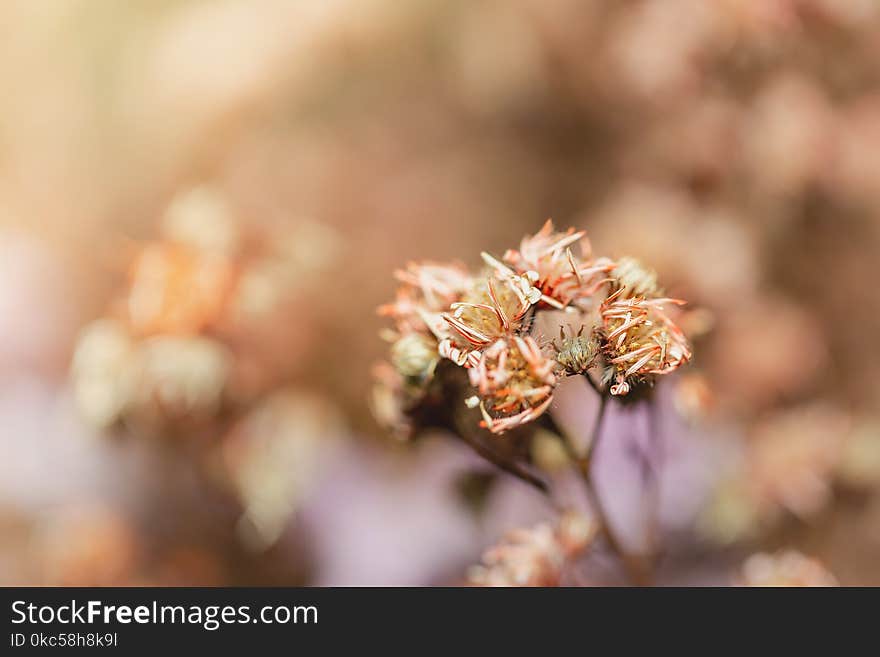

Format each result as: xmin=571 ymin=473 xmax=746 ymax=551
xmin=738 ymin=550 xmax=838 ymax=587
xmin=70 ymin=320 xmax=232 ymax=428
xmin=501 ymin=219 xmax=614 ymax=309
xmin=374 ymin=261 xmax=473 ymax=426
xmin=123 ymin=186 xmax=242 ymax=338
xmin=441 ymin=265 xmax=541 ymax=351
xmin=599 ymin=291 xmax=691 ymax=396
xmin=468 ymin=336 xmax=556 ymax=434
xmin=467 ymin=511 xmax=596 ymax=587
xmin=377 ymin=261 xmax=473 ymax=387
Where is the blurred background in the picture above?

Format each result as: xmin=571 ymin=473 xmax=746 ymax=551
xmin=2 ymin=0 xmax=880 ymax=586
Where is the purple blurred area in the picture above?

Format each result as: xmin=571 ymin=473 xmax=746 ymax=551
xmin=2 ymin=0 xmax=880 ymax=586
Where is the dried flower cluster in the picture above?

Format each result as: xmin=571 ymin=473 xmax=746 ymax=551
xmin=374 ymin=221 xmax=693 ymax=435
xmin=467 ymin=511 xmax=596 ymax=586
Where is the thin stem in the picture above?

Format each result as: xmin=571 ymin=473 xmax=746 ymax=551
xmin=584 ymin=398 xmax=652 ymax=585
xmin=584 ymin=393 xmax=607 ymax=466
xmin=469 ymin=437 xmax=550 ymax=495
xmin=416 ymin=362 xmax=552 ymax=497
xmin=457 ymin=424 xmax=550 ymax=495
xmin=554 ymin=392 xmax=652 ymax=586
xmin=582 ymin=371 xmax=603 ymax=396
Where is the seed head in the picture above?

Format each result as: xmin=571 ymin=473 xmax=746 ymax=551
xmin=441 ymin=267 xmax=541 ymax=354
xmin=552 ymin=325 xmax=599 ymax=375
xmin=469 ymin=336 xmax=556 ymax=434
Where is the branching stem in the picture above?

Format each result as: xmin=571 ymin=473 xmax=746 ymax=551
xmin=551 ymin=380 xmax=654 ymax=586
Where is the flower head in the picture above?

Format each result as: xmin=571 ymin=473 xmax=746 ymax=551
xmin=502 ymin=219 xmax=613 ymax=309
xmin=439 ymin=264 xmax=541 ymax=360
xmin=377 ymin=261 xmax=472 ymax=335
xmin=608 ymin=256 xmax=662 ymax=299
xmin=739 ymin=550 xmax=838 ymax=587
xmin=390 ymin=332 xmax=440 ymax=380
xmin=468 ymin=336 xmax=556 ymax=434
xmin=599 ymin=291 xmax=691 ymax=395
xmin=468 ymin=511 xmax=596 ymax=586
xmin=376 ymin=261 xmax=472 ymax=393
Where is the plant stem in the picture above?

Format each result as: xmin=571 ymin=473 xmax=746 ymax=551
xmin=584 ymin=392 xmax=607 ymax=465
xmin=553 ymin=388 xmax=652 ymax=586
xmin=457 ymin=422 xmax=550 ymax=495
xmin=582 ymin=371 xmax=603 ymax=396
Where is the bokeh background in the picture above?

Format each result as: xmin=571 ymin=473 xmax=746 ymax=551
xmin=2 ymin=0 xmax=880 ymax=586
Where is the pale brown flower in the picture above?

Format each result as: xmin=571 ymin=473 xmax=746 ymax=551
xmin=608 ymin=256 xmax=661 ymax=299
xmin=468 ymin=511 xmax=596 ymax=586
xmin=468 ymin=336 xmax=556 ymax=434
xmin=439 ymin=264 xmax=541 ymax=363
xmin=502 ymin=219 xmax=613 ymax=309
xmin=739 ymin=550 xmax=838 ymax=587
xmin=376 ymin=222 xmax=696 ymax=437
xmin=599 ymin=291 xmax=691 ymax=395
xmin=377 ymin=261 xmax=473 ymax=388
xmin=390 ymin=332 xmax=440 ymax=380
xmin=70 ymin=318 xmax=232 ymax=428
